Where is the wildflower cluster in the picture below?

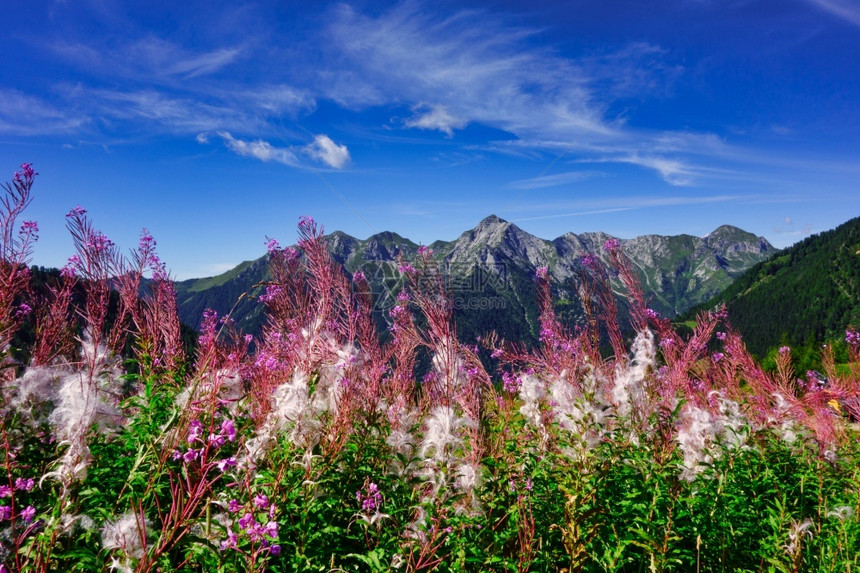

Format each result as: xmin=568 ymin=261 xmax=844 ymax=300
xmin=0 ymin=164 xmax=858 ymax=572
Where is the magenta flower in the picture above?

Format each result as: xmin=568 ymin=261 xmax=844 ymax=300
xmin=13 ymin=163 xmax=37 ymax=184
xmin=221 ymin=419 xmax=237 ymax=442
xmin=0 ymin=486 xmax=11 ymax=498
xmin=581 ymin=253 xmax=599 ymax=269
xmin=187 ymin=420 xmax=204 ymax=444
xmin=220 ymin=531 xmax=238 ymax=551
xmin=15 ymin=477 xmax=34 ymax=492
xmin=502 ymin=372 xmax=521 ymax=394
xmin=183 ymin=449 xmax=199 ymax=463
xmin=21 ymin=506 xmax=35 ymax=523
xmin=265 ymin=237 xmax=281 ymax=253
xmin=356 ymin=482 xmax=382 ymax=513
xmin=253 ymin=494 xmax=270 ymax=509
xmin=352 ymin=270 xmax=366 ymax=282
xmin=0 ymin=506 xmax=11 ymax=520
xmin=645 ymin=308 xmax=660 ymax=320
xmin=228 ymin=499 xmax=241 ymax=513
xmin=603 ymin=238 xmax=621 ymax=252
xmin=66 ymin=205 xmax=87 ymax=218
xmin=20 ymin=220 xmax=38 ymax=236
xmin=712 ymin=352 xmax=724 ymax=363
xmin=535 ymin=266 xmax=549 ymax=280
xmin=269 ymin=544 xmax=282 ymax=556
xmin=217 ymin=457 xmax=237 ymax=472
xmin=263 ymin=520 xmax=279 ymax=538
xmin=779 ymin=346 xmax=791 ymax=355
xmin=238 ymin=512 xmax=256 ymax=532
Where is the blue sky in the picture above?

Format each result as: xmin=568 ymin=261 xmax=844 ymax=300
xmin=2 ymin=0 xmax=859 ymax=279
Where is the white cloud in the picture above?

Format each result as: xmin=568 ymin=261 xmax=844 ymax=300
xmin=508 ymin=171 xmax=604 ymax=190
xmin=620 ymin=155 xmax=695 ymax=186
xmin=216 ymin=132 xmax=350 ymax=170
xmin=512 ymin=194 xmax=746 ymax=222
xmin=195 ymin=132 xmax=210 ymax=144
xmin=218 ymin=132 xmax=301 ymax=167
xmin=804 ymin=0 xmax=860 ymax=26
xmin=304 ymin=134 xmax=351 ymax=169
xmin=52 ymin=37 xmax=243 ymax=82
xmin=0 ymin=89 xmax=87 ymax=135
xmin=405 ymin=103 xmax=467 ymax=136
xmin=324 ymin=2 xmax=613 ymax=141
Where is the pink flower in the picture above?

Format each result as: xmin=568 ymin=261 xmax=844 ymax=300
xmin=66 ymin=205 xmax=87 ymax=218
xmin=603 ymin=238 xmax=621 ymax=252
xmin=535 ymin=266 xmax=549 ymax=280
xmin=221 ymin=419 xmax=237 ymax=442
xmin=15 ymin=477 xmax=34 ymax=492
xmin=253 ymin=494 xmax=269 ymax=509
xmin=217 ymin=457 xmax=237 ymax=472
xmin=0 ymin=486 xmax=11 ymax=497
xmin=21 ymin=505 xmax=35 ymax=523
xmin=187 ymin=420 xmax=204 ymax=444
xmin=238 ymin=512 xmax=256 ymax=532
xmin=220 ymin=531 xmax=238 ymax=551
xmin=228 ymin=499 xmax=241 ymax=513
xmin=263 ymin=520 xmax=279 ymax=539
xmin=13 ymin=163 xmax=37 ymax=184
xmin=20 ymin=220 xmax=38 ymax=234
xmin=265 ymin=237 xmax=280 ymax=253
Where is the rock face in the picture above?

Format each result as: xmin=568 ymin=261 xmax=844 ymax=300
xmin=174 ymin=215 xmax=777 ymax=338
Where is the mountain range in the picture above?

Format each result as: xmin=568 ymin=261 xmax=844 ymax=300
xmin=174 ymin=215 xmax=777 ymax=345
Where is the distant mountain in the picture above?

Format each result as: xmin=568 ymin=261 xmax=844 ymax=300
xmin=682 ymin=216 xmax=860 ymax=357
xmin=174 ymin=216 xmax=777 ymax=343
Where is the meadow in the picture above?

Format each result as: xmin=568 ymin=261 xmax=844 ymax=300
xmin=1 ymin=163 xmax=859 ymax=572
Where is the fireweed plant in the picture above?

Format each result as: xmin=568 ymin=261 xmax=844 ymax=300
xmin=0 ymin=163 xmax=857 ymax=572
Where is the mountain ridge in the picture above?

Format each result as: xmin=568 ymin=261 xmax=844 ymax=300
xmin=175 ymin=215 xmax=777 ymax=339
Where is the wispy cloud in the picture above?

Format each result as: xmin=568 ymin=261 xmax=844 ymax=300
xmin=803 ymin=0 xmax=860 ymax=26
xmin=405 ymin=103 xmax=467 ymax=136
xmin=324 ymin=2 xmax=613 ymax=141
xmin=508 ymin=170 xmax=604 ymax=189
xmin=218 ymin=132 xmax=301 ymax=167
xmin=511 ymin=194 xmax=746 ymax=221
xmin=51 ymin=37 xmax=243 ymax=82
xmin=0 ymin=89 xmax=88 ymax=135
xmin=617 ymin=155 xmax=696 ymax=186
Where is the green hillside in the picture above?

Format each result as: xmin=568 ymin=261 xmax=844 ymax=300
xmin=682 ymin=216 xmax=860 ymax=357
